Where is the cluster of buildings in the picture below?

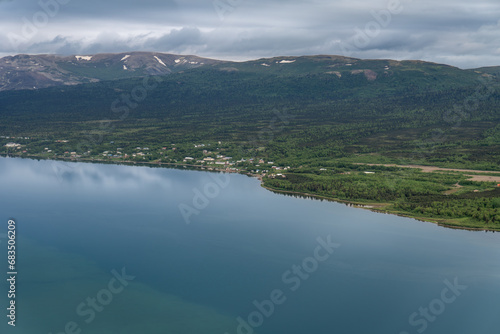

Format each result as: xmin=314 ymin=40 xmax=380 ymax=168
xmin=183 ymin=155 xmax=235 ymax=165
xmin=1 ymin=136 xmax=30 ymax=140
xmin=4 ymin=142 xmax=21 ymax=148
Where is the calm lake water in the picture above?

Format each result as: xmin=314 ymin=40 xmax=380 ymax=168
xmin=0 ymin=157 xmax=499 ymax=334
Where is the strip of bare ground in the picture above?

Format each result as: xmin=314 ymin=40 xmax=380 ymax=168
xmin=355 ymin=163 xmax=500 ymax=183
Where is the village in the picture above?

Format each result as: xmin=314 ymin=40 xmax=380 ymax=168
xmin=1 ymin=136 xmax=291 ymax=179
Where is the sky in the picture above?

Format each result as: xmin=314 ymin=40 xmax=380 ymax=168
xmin=0 ymin=0 xmax=499 ymax=69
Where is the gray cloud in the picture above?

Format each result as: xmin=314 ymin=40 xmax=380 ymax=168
xmin=0 ymin=0 xmax=499 ymax=68
xmin=145 ymin=27 xmax=204 ymax=51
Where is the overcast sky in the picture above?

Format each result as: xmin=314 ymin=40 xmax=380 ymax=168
xmin=0 ymin=0 xmax=499 ymax=68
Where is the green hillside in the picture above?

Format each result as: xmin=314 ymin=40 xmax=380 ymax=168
xmin=1 ymin=55 xmax=498 ymax=168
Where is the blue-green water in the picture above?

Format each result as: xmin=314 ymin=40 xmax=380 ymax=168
xmin=0 ymin=157 xmax=499 ymax=334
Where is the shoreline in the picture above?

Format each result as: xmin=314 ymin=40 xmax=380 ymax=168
xmin=2 ymin=154 xmax=499 ymax=232
xmin=260 ymin=184 xmax=500 ymax=233
xmin=1 ymin=154 xmax=241 ymax=173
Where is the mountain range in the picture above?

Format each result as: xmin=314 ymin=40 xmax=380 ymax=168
xmin=1 ymin=51 xmax=499 ymax=92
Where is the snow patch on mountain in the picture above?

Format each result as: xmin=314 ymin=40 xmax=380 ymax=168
xmin=154 ymin=56 xmax=167 ymax=67
xmin=75 ymin=56 xmax=92 ymax=61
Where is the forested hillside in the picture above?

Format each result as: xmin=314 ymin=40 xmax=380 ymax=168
xmin=0 ymin=55 xmax=498 ymax=169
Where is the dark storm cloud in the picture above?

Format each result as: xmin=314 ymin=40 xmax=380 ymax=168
xmin=0 ymin=0 xmax=499 ymax=68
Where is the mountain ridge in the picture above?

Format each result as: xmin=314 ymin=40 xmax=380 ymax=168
xmin=0 ymin=52 xmax=225 ymax=91
xmin=0 ymin=52 xmax=495 ymax=92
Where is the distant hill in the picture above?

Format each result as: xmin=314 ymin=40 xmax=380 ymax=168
xmin=0 ymin=52 xmax=496 ymax=92
xmin=473 ymin=66 xmax=500 ymax=78
xmin=0 ymin=52 xmax=224 ymax=91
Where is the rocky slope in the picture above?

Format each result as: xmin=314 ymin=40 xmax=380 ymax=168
xmin=0 ymin=52 xmax=224 ymax=91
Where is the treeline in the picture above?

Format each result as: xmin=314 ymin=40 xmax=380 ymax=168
xmin=263 ymin=169 xmax=460 ymax=202
xmin=263 ymin=169 xmax=499 ymax=226
xmin=396 ymin=189 xmax=500 ymax=225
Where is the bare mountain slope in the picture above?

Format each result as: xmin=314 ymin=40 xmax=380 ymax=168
xmin=0 ymin=52 xmax=224 ymax=91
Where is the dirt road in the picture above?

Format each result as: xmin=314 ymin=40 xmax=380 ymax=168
xmin=357 ymin=163 xmax=500 ymax=183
